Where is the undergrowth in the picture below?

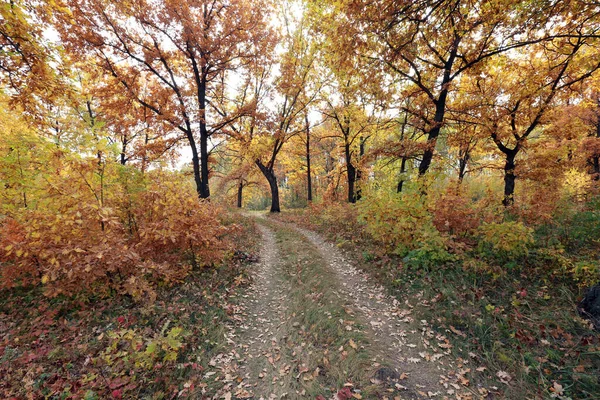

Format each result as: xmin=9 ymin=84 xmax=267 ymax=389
xmin=274 ymin=202 xmax=600 ymax=400
xmin=0 ymin=214 xmax=260 ymax=399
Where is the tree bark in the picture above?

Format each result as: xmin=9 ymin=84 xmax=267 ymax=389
xmin=491 ymin=127 xmax=522 ymax=207
xmin=237 ymin=180 xmax=243 ymax=208
xmin=418 ymin=37 xmax=459 ymax=176
xmin=199 ymin=129 xmax=210 ymax=198
xmin=397 ymin=157 xmax=407 ymax=193
xmin=305 ymin=114 xmax=312 ymax=202
xmin=187 ymin=130 xmax=205 ymax=199
xmin=198 ymin=74 xmax=211 ymax=199
xmin=356 ymin=136 xmax=366 ymax=201
xmin=503 ymin=151 xmax=517 ymax=207
xmin=345 ymin=141 xmax=357 ymax=203
xmin=592 ymin=157 xmax=600 ymax=181
xmin=256 ymin=161 xmax=280 ymax=212
xmin=458 ymin=147 xmax=470 ymax=183
xmin=120 ymin=138 xmax=128 ymax=165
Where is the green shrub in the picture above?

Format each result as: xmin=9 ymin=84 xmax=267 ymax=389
xmin=538 ymin=197 xmax=600 ymax=251
xmin=358 ymin=192 xmax=452 ymax=266
xmin=560 ymin=210 xmax=600 ymax=250
xmin=572 ymin=260 xmax=600 ymax=288
xmin=476 ymin=221 xmax=534 ymax=263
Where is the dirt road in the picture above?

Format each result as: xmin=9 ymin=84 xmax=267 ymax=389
xmin=207 ymin=216 xmax=474 ymax=400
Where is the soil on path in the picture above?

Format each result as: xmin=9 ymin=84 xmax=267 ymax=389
xmin=294 ymin=226 xmax=456 ymax=396
xmin=208 ymin=215 xmax=476 ymax=400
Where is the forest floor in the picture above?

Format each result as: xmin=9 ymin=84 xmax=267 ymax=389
xmin=2 ymin=212 xmax=595 ymax=399
xmin=205 ymin=214 xmax=492 ymax=400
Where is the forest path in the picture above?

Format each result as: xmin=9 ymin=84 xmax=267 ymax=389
xmin=210 ymin=214 xmax=470 ymax=400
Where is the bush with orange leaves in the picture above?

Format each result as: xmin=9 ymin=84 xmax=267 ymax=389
xmin=432 ymin=188 xmax=500 ymax=239
xmin=0 ymin=171 xmax=234 ymax=301
xmin=133 ymin=175 xmax=232 ymax=273
xmin=433 ymin=190 xmax=481 ymax=238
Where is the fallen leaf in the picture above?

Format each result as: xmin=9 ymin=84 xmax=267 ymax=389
xmin=496 ymin=371 xmax=512 ymax=384
xmin=550 ymin=381 xmax=564 ymax=395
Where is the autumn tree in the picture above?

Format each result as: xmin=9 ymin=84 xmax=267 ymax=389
xmin=469 ymin=37 xmax=600 ymax=206
xmin=0 ymin=0 xmax=65 ymax=112
xmin=303 ymin=112 xmax=315 ymax=202
xmin=445 ymin=76 xmax=495 ymax=185
xmin=567 ymin=75 xmax=600 ymax=183
xmin=308 ymin=125 xmax=344 ymax=201
xmin=319 ymin=75 xmax=385 ymax=202
xmin=73 ymin=66 xmax=180 ymax=170
xmin=249 ymin=4 xmax=321 ymax=212
xmin=55 ymin=0 xmax=275 ymax=198
xmin=333 ymin=0 xmax=600 ymax=184
xmin=367 ymin=107 xmax=427 ymax=193
xmin=214 ymin=138 xmax=266 ymax=208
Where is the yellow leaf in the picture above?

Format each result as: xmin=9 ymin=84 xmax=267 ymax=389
xmin=41 ymin=275 xmax=49 ymax=284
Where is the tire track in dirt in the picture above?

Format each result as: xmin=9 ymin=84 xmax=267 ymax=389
xmin=211 ymin=224 xmax=298 ymax=399
xmin=210 ymin=215 xmax=475 ymax=399
xmin=291 ymin=225 xmax=460 ymax=399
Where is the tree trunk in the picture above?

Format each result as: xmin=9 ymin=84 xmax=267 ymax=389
xmin=397 ymin=157 xmax=407 ymax=193
xmin=198 ymin=75 xmax=211 ymax=199
xmin=256 ymin=161 xmax=280 ymax=212
xmin=305 ymin=114 xmax=312 ymax=202
xmin=356 ymin=136 xmax=365 ymax=201
xmin=237 ymin=180 xmax=243 ymax=208
xmin=458 ymin=148 xmax=469 ymax=183
xmin=267 ymin=175 xmax=280 ymax=213
xmin=419 ymin=100 xmax=446 ymax=176
xmin=503 ymin=152 xmax=517 ymax=207
xmin=345 ymin=141 xmax=357 ymax=203
xmin=418 ymin=38 xmax=459 ymax=176
xmin=199 ymin=130 xmax=210 ymax=198
xmin=187 ymin=131 xmax=205 ymax=199
xmin=592 ymin=157 xmax=600 ymax=181
xmin=120 ymin=138 xmax=128 ymax=165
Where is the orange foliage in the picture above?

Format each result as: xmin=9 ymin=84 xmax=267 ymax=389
xmin=513 ymin=183 xmax=563 ymax=226
xmin=581 ymin=137 xmax=600 ymax=158
xmin=432 ymin=188 xmax=500 ymax=238
xmin=433 ymin=190 xmax=481 ymax=237
xmin=134 ymin=177 xmax=233 ymax=269
xmin=0 ymin=173 xmax=233 ymax=301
